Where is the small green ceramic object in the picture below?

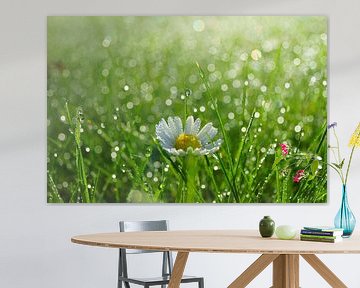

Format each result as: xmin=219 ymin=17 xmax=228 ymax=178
xmin=259 ymin=216 xmax=275 ymax=237
xmin=275 ymin=225 xmax=297 ymax=240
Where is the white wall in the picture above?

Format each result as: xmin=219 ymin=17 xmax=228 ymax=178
xmin=1 ymin=0 xmax=360 ymax=287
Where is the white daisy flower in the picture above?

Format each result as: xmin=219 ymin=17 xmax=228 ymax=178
xmin=155 ymin=116 xmax=222 ymax=156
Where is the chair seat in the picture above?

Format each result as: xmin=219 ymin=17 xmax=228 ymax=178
xmin=119 ymin=274 xmax=203 ymax=286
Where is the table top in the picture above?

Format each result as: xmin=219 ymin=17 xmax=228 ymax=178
xmin=71 ymin=230 xmax=360 ymax=254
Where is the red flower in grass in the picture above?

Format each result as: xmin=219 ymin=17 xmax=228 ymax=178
xmin=293 ymin=170 xmax=305 ymax=183
xmin=280 ymin=143 xmax=289 ymax=156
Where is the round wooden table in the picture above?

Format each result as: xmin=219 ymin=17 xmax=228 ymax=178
xmin=72 ymin=230 xmax=360 ymax=288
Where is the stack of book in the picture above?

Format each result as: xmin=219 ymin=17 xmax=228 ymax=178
xmin=300 ymin=226 xmax=344 ymax=243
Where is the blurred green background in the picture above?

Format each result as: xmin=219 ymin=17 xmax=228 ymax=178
xmin=47 ymin=16 xmax=327 ymax=203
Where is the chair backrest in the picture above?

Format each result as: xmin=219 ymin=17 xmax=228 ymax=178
xmin=119 ymin=220 xmax=169 ymax=254
xmin=118 ymin=220 xmax=174 ymax=282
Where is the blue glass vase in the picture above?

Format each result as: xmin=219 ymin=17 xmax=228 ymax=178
xmin=334 ymin=185 xmax=356 ymax=237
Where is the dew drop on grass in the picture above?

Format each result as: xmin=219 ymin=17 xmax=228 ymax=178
xmin=114 ymin=146 xmax=119 ymax=152
xmin=241 ymin=127 xmax=247 ymax=133
xmin=221 ymin=84 xmax=228 ymax=91
xmin=232 ymin=79 xmax=241 ymax=88
xmin=294 ymin=125 xmax=302 ymax=133
xmin=260 ymin=85 xmax=267 ymax=92
xmin=284 ymin=82 xmax=291 ymax=89
xmin=58 ymin=133 xmax=66 ymax=141
xmin=251 ymin=49 xmax=262 ymax=61
xmin=207 ymin=63 xmax=215 ymax=72
xmin=60 ymin=115 xmax=66 ymax=122
xmin=199 ymin=106 xmax=206 ymax=112
xmin=254 ymin=112 xmax=260 ymax=118
xmin=126 ymin=102 xmax=134 ymax=109
xmin=280 ymin=107 xmax=286 ymax=114
xmin=193 ymin=19 xmax=205 ymax=32
xmin=293 ymin=58 xmax=301 ymax=66
xmin=112 ymin=174 xmax=116 ymax=179
xmin=244 ymin=80 xmax=249 ymax=86
xmin=153 ymin=177 xmax=159 ymax=182
xmin=180 ymin=95 xmax=186 ymax=100
xmin=201 ymin=184 xmax=206 ymax=189
xmin=85 ymin=147 xmax=90 ymax=153
xmin=102 ymin=69 xmax=109 ymax=77
xmin=165 ymin=99 xmax=172 ymax=106
xmin=102 ymin=37 xmax=111 ymax=48
xmin=223 ymin=95 xmax=231 ymax=104
xmin=228 ymin=112 xmax=235 ymax=120
xmin=111 ymin=152 xmax=117 ymax=159
xmin=123 ymin=85 xmax=130 ymax=91
xmin=213 ymin=166 xmax=219 ymax=171
xmin=113 ymin=115 xmax=118 ymax=120
xmin=185 ymin=89 xmax=192 ymax=97
xmin=146 ymin=172 xmax=153 ymax=178
xmin=277 ymin=116 xmax=285 ymax=124
xmin=193 ymin=108 xmax=198 ymax=113
xmin=54 ymin=153 xmax=58 ymax=158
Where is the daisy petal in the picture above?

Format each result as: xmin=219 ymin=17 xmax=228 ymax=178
xmin=173 ymin=116 xmax=183 ymax=135
xmin=184 ymin=116 xmax=194 ymax=134
xmin=193 ymin=118 xmax=201 ymax=134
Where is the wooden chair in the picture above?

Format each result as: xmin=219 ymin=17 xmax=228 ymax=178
xmin=118 ymin=220 xmax=204 ymax=288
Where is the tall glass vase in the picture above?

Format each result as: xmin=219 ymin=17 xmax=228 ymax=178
xmin=334 ymin=185 xmax=356 ymax=237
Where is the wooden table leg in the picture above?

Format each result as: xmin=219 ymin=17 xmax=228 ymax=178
xmin=168 ymin=252 xmax=189 ymax=288
xmin=272 ymin=254 xmax=299 ymax=288
xmin=228 ymin=254 xmax=279 ymax=288
xmin=301 ymin=254 xmax=347 ymax=288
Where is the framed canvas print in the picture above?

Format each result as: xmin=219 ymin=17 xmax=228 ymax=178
xmin=47 ymin=16 xmax=327 ymax=203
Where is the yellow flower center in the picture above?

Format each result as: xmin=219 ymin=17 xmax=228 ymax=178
xmin=175 ymin=133 xmax=201 ymax=150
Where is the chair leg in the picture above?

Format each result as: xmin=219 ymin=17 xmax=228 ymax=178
xmin=199 ymin=278 xmax=204 ymax=288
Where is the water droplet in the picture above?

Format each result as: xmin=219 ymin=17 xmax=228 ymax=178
xmin=254 ymin=112 xmax=260 ymax=118
xmin=293 ymin=58 xmax=301 ymax=66
xmin=124 ymin=85 xmax=130 ymax=91
xmin=185 ymin=89 xmax=192 ymax=97
xmin=102 ymin=37 xmax=111 ymax=48
xmin=199 ymin=106 xmax=206 ymax=112
xmin=201 ymin=184 xmax=206 ymax=189
xmin=140 ymin=125 xmax=148 ymax=133
xmin=146 ymin=172 xmax=153 ymax=178
xmin=85 ymin=147 xmax=90 ymax=152
xmin=251 ymin=49 xmax=262 ymax=61
xmin=241 ymin=127 xmax=247 ymax=133
xmin=232 ymin=79 xmax=241 ymax=88
xmin=213 ymin=166 xmax=219 ymax=171
xmin=111 ymin=152 xmax=117 ymax=159
xmin=284 ymin=82 xmax=291 ymax=89
xmin=58 ymin=133 xmax=66 ymax=141
xmin=165 ymin=99 xmax=172 ymax=106
xmin=60 ymin=115 xmax=66 ymax=122
xmin=294 ymin=125 xmax=302 ymax=133
xmin=102 ymin=69 xmax=109 ymax=77
xmin=221 ymin=84 xmax=228 ymax=92
xmin=228 ymin=112 xmax=235 ymax=120
xmin=207 ymin=63 xmax=215 ymax=72
xmin=277 ymin=116 xmax=285 ymax=124
xmin=193 ymin=19 xmax=205 ymax=32
xmin=112 ymin=174 xmax=116 ymax=179
xmin=126 ymin=102 xmax=134 ymax=109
